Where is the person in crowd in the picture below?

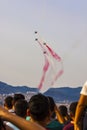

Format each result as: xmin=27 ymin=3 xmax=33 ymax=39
xmin=47 ymin=96 xmax=64 ymax=123
xmin=4 ymin=94 xmax=26 ymax=130
xmin=59 ymin=105 xmax=70 ymax=125
xmin=12 ymin=93 xmax=25 ymax=111
xmin=46 ymin=96 xmax=64 ymax=130
xmin=63 ymin=101 xmax=78 ymax=130
xmin=14 ymin=99 xmax=29 ymax=118
xmin=0 ymin=105 xmax=46 ymax=130
xmin=4 ymin=96 xmax=14 ymax=113
xmin=28 ymin=93 xmax=50 ymax=128
xmin=74 ymin=81 xmax=87 ymax=130
xmin=12 ymin=93 xmax=25 ymax=105
xmin=6 ymin=99 xmax=29 ymax=130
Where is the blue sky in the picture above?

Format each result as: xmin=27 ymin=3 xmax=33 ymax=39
xmin=0 ymin=0 xmax=87 ymax=88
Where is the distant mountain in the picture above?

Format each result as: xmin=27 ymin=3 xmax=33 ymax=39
xmin=0 ymin=81 xmax=82 ymax=103
xmin=0 ymin=81 xmax=37 ymax=94
xmin=44 ymin=87 xmax=81 ymax=103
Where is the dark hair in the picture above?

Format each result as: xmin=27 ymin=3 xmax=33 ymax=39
xmin=47 ymin=96 xmax=56 ymax=119
xmin=4 ymin=96 xmax=13 ymax=109
xmin=59 ymin=105 xmax=68 ymax=117
xmin=14 ymin=99 xmax=28 ymax=118
xmin=69 ymin=102 xmax=78 ymax=116
xmin=28 ymin=93 xmax=49 ymax=121
xmin=13 ymin=93 xmax=25 ymax=105
xmin=0 ymin=118 xmax=6 ymax=130
xmin=47 ymin=96 xmax=55 ymax=112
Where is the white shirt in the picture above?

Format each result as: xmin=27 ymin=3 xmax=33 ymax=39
xmin=6 ymin=122 xmax=19 ymax=130
xmin=80 ymin=81 xmax=87 ymax=95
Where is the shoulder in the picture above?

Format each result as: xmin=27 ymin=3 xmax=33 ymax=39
xmin=80 ymin=81 xmax=87 ymax=95
xmin=46 ymin=120 xmax=63 ymax=129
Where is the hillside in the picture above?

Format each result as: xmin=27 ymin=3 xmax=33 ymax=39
xmin=0 ymin=81 xmax=81 ymax=103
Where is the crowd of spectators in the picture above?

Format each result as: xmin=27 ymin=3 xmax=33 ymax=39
xmin=0 ymin=81 xmax=87 ymax=130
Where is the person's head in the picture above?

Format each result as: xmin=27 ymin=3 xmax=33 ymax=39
xmin=59 ymin=105 xmax=70 ymax=122
xmin=4 ymin=96 xmax=13 ymax=110
xmin=47 ymin=96 xmax=56 ymax=119
xmin=69 ymin=101 xmax=78 ymax=120
xmin=28 ymin=93 xmax=50 ymax=125
xmin=59 ymin=105 xmax=68 ymax=117
xmin=12 ymin=93 xmax=25 ymax=105
xmin=14 ymin=99 xmax=28 ymax=118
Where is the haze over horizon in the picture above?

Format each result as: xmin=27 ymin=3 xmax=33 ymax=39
xmin=0 ymin=0 xmax=87 ymax=89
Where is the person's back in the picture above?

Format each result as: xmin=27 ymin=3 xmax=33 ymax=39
xmin=46 ymin=120 xmax=63 ymax=130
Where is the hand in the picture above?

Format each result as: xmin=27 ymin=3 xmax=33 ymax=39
xmin=0 ymin=105 xmax=8 ymax=118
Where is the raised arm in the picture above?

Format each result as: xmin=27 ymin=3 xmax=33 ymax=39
xmin=74 ymin=81 xmax=87 ymax=130
xmin=0 ymin=106 xmax=45 ymax=130
xmin=54 ymin=104 xmax=65 ymax=124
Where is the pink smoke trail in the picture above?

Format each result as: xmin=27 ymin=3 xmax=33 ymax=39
xmin=35 ymin=32 xmax=64 ymax=92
